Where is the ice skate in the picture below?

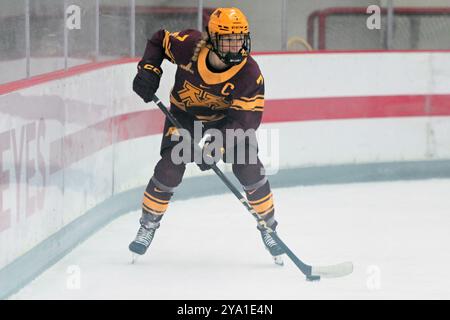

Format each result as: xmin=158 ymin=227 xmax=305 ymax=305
xmin=129 ymin=213 xmax=161 ymax=258
xmin=257 ymin=222 xmax=285 ymax=266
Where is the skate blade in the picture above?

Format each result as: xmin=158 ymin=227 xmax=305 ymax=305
xmin=131 ymin=253 xmax=139 ymax=264
xmin=273 ymin=255 xmax=284 ymax=266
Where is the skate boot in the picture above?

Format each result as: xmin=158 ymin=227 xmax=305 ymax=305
xmin=257 ymin=219 xmax=285 ymax=265
xmin=129 ymin=212 xmax=161 ymax=256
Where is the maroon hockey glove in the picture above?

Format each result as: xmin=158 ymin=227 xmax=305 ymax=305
xmin=133 ymin=61 xmax=162 ymax=103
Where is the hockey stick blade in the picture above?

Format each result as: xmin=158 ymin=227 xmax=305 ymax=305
xmin=310 ymin=261 xmax=353 ymax=278
xmin=271 ymin=232 xmax=352 ymax=280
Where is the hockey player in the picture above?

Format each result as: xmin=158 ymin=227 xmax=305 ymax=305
xmin=129 ymin=7 xmax=284 ymax=263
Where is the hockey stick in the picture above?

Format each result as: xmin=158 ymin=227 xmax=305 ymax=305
xmin=151 ymin=95 xmax=353 ymax=281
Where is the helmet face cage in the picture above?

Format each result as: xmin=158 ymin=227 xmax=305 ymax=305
xmin=209 ymin=32 xmax=251 ymax=66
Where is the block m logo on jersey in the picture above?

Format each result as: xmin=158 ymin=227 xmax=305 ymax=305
xmin=177 ymin=80 xmax=229 ymax=110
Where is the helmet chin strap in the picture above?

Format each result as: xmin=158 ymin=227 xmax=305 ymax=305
xmin=220 ymin=51 xmax=244 ymax=66
xmin=211 ymin=42 xmax=247 ymax=66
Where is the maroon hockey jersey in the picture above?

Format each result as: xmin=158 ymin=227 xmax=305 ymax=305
xmin=141 ymin=29 xmax=265 ymax=132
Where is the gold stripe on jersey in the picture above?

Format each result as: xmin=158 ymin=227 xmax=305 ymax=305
xmin=240 ymin=95 xmax=264 ymax=102
xmin=230 ymin=106 xmax=264 ymax=112
xmin=163 ymin=31 xmax=176 ymax=63
xmin=231 ymin=98 xmax=264 ymax=111
xmin=197 ymin=47 xmax=247 ymax=85
xmin=195 ymin=114 xmax=226 ymax=122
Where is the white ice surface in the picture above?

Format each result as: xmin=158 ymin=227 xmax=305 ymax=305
xmin=10 ymin=179 xmax=450 ymax=300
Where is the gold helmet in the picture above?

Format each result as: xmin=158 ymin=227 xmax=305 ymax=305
xmin=207 ymin=8 xmax=251 ymax=65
